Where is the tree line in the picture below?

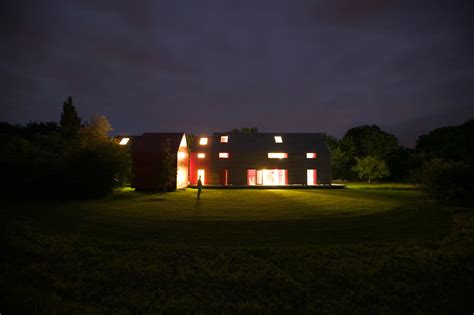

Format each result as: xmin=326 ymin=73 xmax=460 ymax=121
xmin=325 ymin=121 xmax=474 ymax=205
xmin=1 ymin=96 xmax=472 ymax=204
xmin=0 ymin=97 xmax=130 ymax=199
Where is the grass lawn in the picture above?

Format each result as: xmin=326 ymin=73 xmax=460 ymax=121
xmin=1 ymin=186 xmax=473 ymax=313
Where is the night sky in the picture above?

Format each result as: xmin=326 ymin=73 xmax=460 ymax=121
xmin=2 ymin=0 xmax=473 ymax=146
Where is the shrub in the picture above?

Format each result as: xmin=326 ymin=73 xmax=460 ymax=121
xmin=417 ymin=158 xmax=474 ymax=206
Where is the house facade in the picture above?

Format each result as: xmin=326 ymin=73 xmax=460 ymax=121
xmin=189 ymin=133 xmax=331 ymax=186
xmin=118 ymin=132 xmax=331 ymax=189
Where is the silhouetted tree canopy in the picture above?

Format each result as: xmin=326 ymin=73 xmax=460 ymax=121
xmin=60 ymin=96 xmax=81 ymax=139
xmin=416 ymin=119 xmax=474 ymax=164
xmin=229 ymin=127 xmax=259 ymax=134
xmin=186 ymin=134 xmax=195 ymax=152
xmin=325 ymin=125 xmax=399 ymax=180
xmin=0 ymin=98 xmax=129 ymax=199
xmin=340 ymin=125 xmax=399 ymax=160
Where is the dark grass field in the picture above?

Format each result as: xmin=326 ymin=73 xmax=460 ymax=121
xmin=1 ymin=185 xmax=473 ymax=313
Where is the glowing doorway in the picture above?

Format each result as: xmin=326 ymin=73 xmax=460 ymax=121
xmin=247 ymin=169 xmax=288 ymax=185
xmin=307 ymin=169 xmax=317 ymax=185
xmin=197 ymin=169 xmax=205 ymax=184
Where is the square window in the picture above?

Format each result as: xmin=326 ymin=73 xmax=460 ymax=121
xmin=199 ymin=137 xmax=208 ymax=145
xmin=220 ymin=136 xmax=228 ymax=143
xmin=219 ymin=152 xmax=229 ymax=158
xmin=197 ymin=153 xmax=206 ymax=159
xmin=119 ymin=137 xmax=130 ymax=145
xmin=274 ymin=136 xmax=283 ymax=143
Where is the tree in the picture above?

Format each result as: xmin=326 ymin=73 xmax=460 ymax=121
xmin=60 ymin=96 xmax=81 ymax=139
xmin=79 ymin=115 xmax=112 ymax=148
xmin=337 ymin=125 xmax=399 ymax=180
xmin=323 ymin=134 xmax=351 ymax=180
xmin=228 ymin=127 xmax=259 ymax=134
xmin=0 ymin=110 xmax=130 ymax=199
xmin=386 ymin=147 xmax=420 ymax=182
xmin=26 ymin=121 xmax=59 ymax=135
xmin=352 ymin=156 xmax=390 ymax=184
xmin=186 ymin=134 xmax=195 ymax=152
xmin=155 ymin=139 xmax=176 ymax=192
xmin=416 ymin=119 xmax=474 ymax=165
xmin=340 ymin=125 xmax=399 ymax=160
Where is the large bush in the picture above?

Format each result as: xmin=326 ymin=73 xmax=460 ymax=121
xmin=0 ymin=99 xmax=130 ymax=199
xmin=416 ymin=159 xmax=474 ymax=206
xmin=65 ymin=141 xmax=130 ymax=198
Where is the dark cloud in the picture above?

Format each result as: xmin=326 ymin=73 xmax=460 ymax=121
xmin=1 ymin=0 xmax=473 ymax=146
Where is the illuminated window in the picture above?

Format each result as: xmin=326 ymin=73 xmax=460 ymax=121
xmin=306 ymin=153 xmax=317 ymax=159
xmin=307 ymin=169 xmax=317 ymax=185
xmin=119 ymin=137 xmax=130 ymax=145
xmin=199 ymin=137 xmax=208 ymax=145
xmin=177 ymin=168 xmax=187 ymax=189
xmin=248 ymin=169 xmax=288 ymax=185
xmin=220 ymin=136 xmax=228 ymax=143
xmin=268 ymin=152 xmax=288 ymax=159
xmin=178 ymin=152 xmax=187 ymax=160
xmin=274 ymin=136 xmax=283 ymax=143
xmin=247 ymin=169 xmax=256 ymax=185
xmin=197 ymin=169 xmax=205 ymax=184
xmin=197 ymin=153 xmax=206 ymax=159
xmin=219 ymin=152 xmax=229 ymax=158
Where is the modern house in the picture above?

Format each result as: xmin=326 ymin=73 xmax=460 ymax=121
xmin=189 ymin=133 xmax=331 ymax=186
xmin=118 ymin=132 xmax=331 ymax=190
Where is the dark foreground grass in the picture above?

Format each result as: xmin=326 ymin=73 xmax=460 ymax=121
xmin=1 ymin=187 xmax=473 ymax=313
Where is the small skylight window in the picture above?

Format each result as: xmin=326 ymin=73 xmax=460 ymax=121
xmin=306 ymin=153 xmax=317 ymax=159
xmin=199 ymin=137 xmax=208 ymax=145
xmin=219 ymin=152 xmax=229 ymax=158
xmin=220 ymin=136 xmax=228 ymax=143
xmin=274 ymin=136 xmax=283 ymax=143
xmin=119 ymin=137 xmax=130 ymax=145
xmin=268 ymin=152 xmax=288 ymax=159
xmin=197 ymin=153 xmax=206 ymax=159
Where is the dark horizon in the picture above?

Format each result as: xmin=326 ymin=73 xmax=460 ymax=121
xmin=2 ymin=0 xmax=473 ymax=147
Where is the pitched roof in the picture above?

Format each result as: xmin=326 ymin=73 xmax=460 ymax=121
xmin=211 ymin=132 xmax=329 ymax=153
xmin=132 ymin=133 xmax=185 ymax=153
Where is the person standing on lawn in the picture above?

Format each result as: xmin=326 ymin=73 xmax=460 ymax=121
xmin=197 ymin=176 xmax=203 ymax=199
